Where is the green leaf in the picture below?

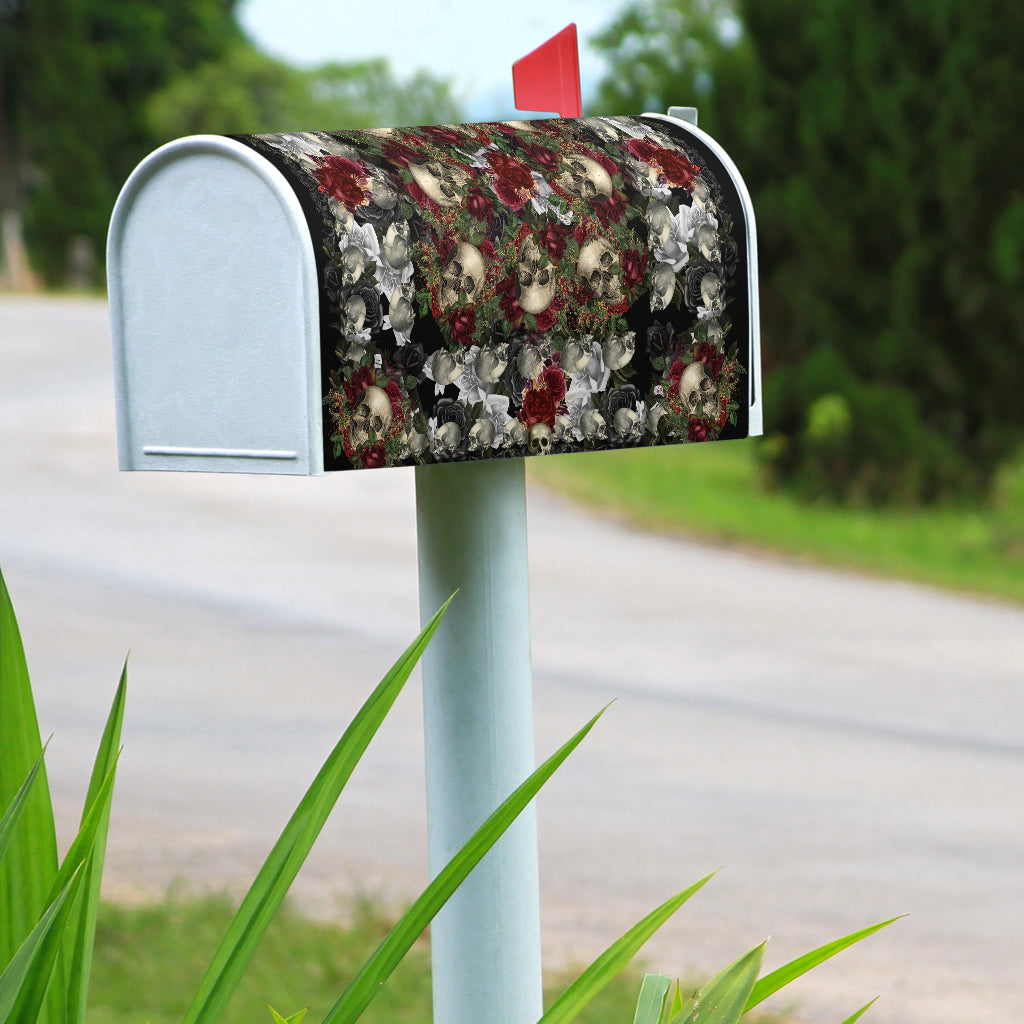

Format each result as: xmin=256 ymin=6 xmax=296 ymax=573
xmin=671 ymin=942 xmax=765 ymax=1024
xmin=0 ymin=747 xmax=47 ymax=869
xmin=268 ymin=1007 xmax=308 ymax=1024
xmin=321 ymin=707 xmax=608 ymax=1024
xmin=540 ymin=873 xmax=714 ymax=1024
xmin=633 ymin=974 xmax=672 ymax=1024
xmin=666 ymin=980 xmax=684 ymax=1023
xmin=745 ymin=918 xmax=902 ymax=1012
xmin=182 ymin=595 xmax=455 ymax=1024
xmin=66 ymin=664 xmax=128 ymax=1024
xmin=0 ymin=868 xmax=84 ymax=1024
xmin=0 ymin=566 xmax=60 ymax=1024
xmin=838 ymin=997 xmax=879 ymax=1023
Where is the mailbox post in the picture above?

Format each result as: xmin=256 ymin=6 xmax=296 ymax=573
xmin=108 ymin=30 xmax=759 ymax=1023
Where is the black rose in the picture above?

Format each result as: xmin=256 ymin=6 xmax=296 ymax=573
xmin=393 ymin=341 xmax=425 ymax=380
xmin=323 ymin=262 xmax=345 ymax=303
xmin=646 ymin=321 xmax=677 ymax=360
xmin=684 ymin=258 xmax=714 ymax=312
xmin=719 ymin=237 xmax=740 ymax=280
xmin=435 ymin=397 xmax=470 ymax=434
xmin=342 ymin=281 xmax=384 ymax=335
xmin=605 ymin=385 xmax=640 ymax=417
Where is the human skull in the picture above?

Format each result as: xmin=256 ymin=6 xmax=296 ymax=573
xmin=383 ymin=220 xmax=411 ymax=269
xmin=650 ymin=263 xmax=675 ymax=312
xmin=700 ymin=271 xmax=725 ymax=315
xmin=468 ymin=417 xmax=496 ymax=452
xmin=557 ymin=155 xmax=613 ymax=203
xmin=613 ymin=407 xmax=641 ymax=442
xmin=503 ymin=419 xmax=527 ymax=449
xmin=431 ymin=421 xmax=462 ymax=459
xmin=389 ymin=282 xmax=416 ymax=333
xmin=528 ymin=423 xmax=552 ymax=456
xmin=648 ymin=402 xmax=669 ymax=435
xmin=690 ymin=178 xmax=715 ymax=214
xmin=330 ymin=201 xmax=355 ymax=235
xmin=603 ymin=331 xmax=636 ymax=371
xmin=581 ymin=117 xmax=622 ymax=144
xmin=405 ymin=429 xmax=428 ymax=457
xmin=430 ymin=349 xmax=465 ymax=386
xmin=341 ymin=294 xmax=367 ymax=337
xmin=577 ymin=238 xmax=624 ymax=305
xmin=678 ymin=361 xmax=719 ymax=421
xmin=696 ymin=224 xmax=721 ymax=262
xmin=561 ymin=338 xmax=594 ymax=374
xmin=553 ymin=414 xmax=571 ymax=443
xmin=646 ymin=202 xmax=673 ymax=249
xmin=438 ymin=242 xmax=486 ymax=310
xmin=475 ymin=343 xmax=508 ymax=383
xmin=368 ymin=172 xmax=398 ymax=210
xmin=409 ymin=159 xmax=471 ymax=208
xmin=517 ymin=346 xmax=544 ymax=380
xmin=516 ymin=238 xmax=557 ymax=314
xmin=580 ymin=409 xmax=608 ymax=443
xmin=349 ymin=385 xmax=393 ymax=451
xmin=341 ymin=244 xmax=365 ymax=286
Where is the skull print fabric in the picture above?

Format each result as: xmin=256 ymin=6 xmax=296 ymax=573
xmin=236 ymin=115 xmax=752 ymax=470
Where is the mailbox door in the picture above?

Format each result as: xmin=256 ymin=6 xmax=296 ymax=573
xmin=108 ymin=135 xmax=323 ymax=475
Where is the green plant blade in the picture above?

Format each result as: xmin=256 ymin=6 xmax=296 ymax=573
xmin=666 ymin=980 xmax=684 ymax=1023
xmin=321 ymin=707 xmax=607 ymax=1024
xmin=0 ymin=868 xmax=83 ymax=1024
xmin=182 ymin=596 xmax=454 ymax=1024
xmin=0 ymin=565 xmax=60 ymax=1024
xmin=673 ymin=942 xmax=765 ymax=1024
xmin=268 ymin=1008 xmax=308 ymax=1024
xmin=66 ymin=663 xmax=127 ymax=1024
xmin=539 ymin=873 xmax=715 ymax=1024
xmin=633 ymin=974 xmax=672 ymax=1024
xmin=838 ymin=997 xmax=878 ymax=1023
xmin=744 ymin=918 xmax=902 ymax=1012
xmin=0 ymin=747 xmax=46 ymax=869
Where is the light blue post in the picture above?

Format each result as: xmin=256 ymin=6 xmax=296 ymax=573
xmin=415 ymin=458 xmax=542 ymax=1024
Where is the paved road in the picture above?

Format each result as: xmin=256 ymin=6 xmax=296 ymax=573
xmin=1 ymin=296 xmax=1022 ymax=1024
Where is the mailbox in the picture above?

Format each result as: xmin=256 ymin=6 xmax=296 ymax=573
xmin=108 ymin=113 xmax=760 ymax=474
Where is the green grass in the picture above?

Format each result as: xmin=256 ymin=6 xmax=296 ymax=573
xmin=84 ymin=894 xmax=647 ymax=1024
xmin=528 ymin=440 xmax=1024 ymax=604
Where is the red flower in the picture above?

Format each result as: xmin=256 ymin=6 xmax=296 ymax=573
xmin=537 ymin=223 xmax=569 ymax=259
xmin=519 ymin=142 xmax=560 ymax=174
xmin=486 ymin=152 xmax=535 ymax=209
xmin=693 ymin=342 xmax=725 ymax=378
xmin=315 ymin=156 xmax=369 ymax=207
xmin=497 ymin=273 xmax=523 ymax=322
xmin=465 ymin=189 xmax=492 ymax=223
xmin=540 ymin=364 xmax=568 ymax=402
xmin=383 ymin=379 xmax=404 ymax=420
xmin=626 ymin=138 xmax=658 ymax=164
xmin=669 ymin=359 xmax=686 ymax=397
xmin=521 ymin=387 xmax=558 ymax=428
xmin=592 ymin=193 xmax=627 ymax=227
xmin=343 ymin=366 xmax=375 ymax=404
xmin=381 ymin=141 xmax=421 ymax=167
xmin=421 ymin=125 xmax=465 ymax=148
xmin=687 ymin=417 xmax=713 ymax=442
xmin=622 ymin=249 xmax=647 ymax=290
xmin=657 ymin=150 xmax=700 ymax=190
xmin=448 ymin=308 xmax=477 ymax=346
xmin=361 ymin=443 xmax=388 ymax=468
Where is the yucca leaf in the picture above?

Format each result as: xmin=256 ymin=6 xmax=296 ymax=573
xmin=540 ymin=873 xmax=715 ymax=1024
xmin=633 ymin=974 xmax=672 ymax=1024
xmin=671 ymin=942 xmax=765 ymax=1024
xmin=0 ymin=747 xmax=46 ymax=868
xmin=744 ymin=918 xmax=902 ymax=1012
xmin=66 ymin=664 xmax=127 ymax=1024
xmin=0 ymin=566 xmax=60 ymax=1024
xmin=838 ymin=996 xmax=878 ymax=1023
xmin=0 ymin=868 xmax=84 ymax=1024
xmin=182 ymin=595 xmax=454 ymax=1024
xmin=320 ymin=707 xmax=607 ymax=1024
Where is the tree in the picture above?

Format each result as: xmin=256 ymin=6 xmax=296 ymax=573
xmin=593 ymin=0 xmax=1024 ymax=503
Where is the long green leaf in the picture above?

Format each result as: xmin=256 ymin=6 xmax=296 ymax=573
xmin=0 ymin=868 xmax=83 ymax=1024
xmin=838 ymin=997 xmax=879 ymax=1023
xmin=540 ymin=873 xmax=715 ymax=1024
xmin=268 ymin=1008 xmax=308 ymax=1024
xmin=0 ymin=748 xmax=46 ymax=869
xmin=0 ymin=566 xmax=60 ymax=1024
xmin=674 ymin=942 xmax=765 ymax=1024
xmin=183 ymin=596 xmax=454 ymax=1024
xmin=320 ymin=707 xmax=607 ymax=1024
xmin=66 ymin=663 xmax=128 ymax=1024
xmin=745 ymin=918 xmax=902 ymax=1012
xmin=633 ymin=974 xmax=672 ymax=1024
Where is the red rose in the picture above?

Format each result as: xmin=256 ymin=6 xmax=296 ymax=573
xmin=521 ymin=387 xmax=558 ymax=428
xmin=497 ymin=273 xmax=523 ymax=322
xmin=540 ymin=364 xmax=567 ymax=402
xmin=520 ymin=142 xmax=560 ymax=174
xmin=693 ymin=341 xmax=725 ymax=378
xmin=537 ymin=223 xmax=568 ymax=259
xmin=465 ymin=189 xmax=492 ymax=222
xmin=622 ymin=249 xmax=647 ymax=289
xmin=383 ymin=379 xmax=404 ymax=420
xmin=669 ymin=359 xmax=686 ymax=397
xmin=593 ymin=193 xmax=627 ymax=227
xmin=626 ymin=138 xmax=658 ymax=164
xmin=448 ymin=308 xmax=477 ymax=346
xmin=381 ymin=141 xmax=420 ymax=167
xmin=657 ymin=149 xmax=700 ymax=190
xmin=343 ymin=365 xmax=375 ymax=404
xmin=687 ymin=417 xmax=714 ymax=442
xmin=315 ymin=156 xmax=369 ymax=207
xmin=361 ymin=443 xmax=388 ymax=468
xmin=421 ymin=125 xmax=464 ymax=148
xmin=487 ymin=152 xmax=534 ymax=190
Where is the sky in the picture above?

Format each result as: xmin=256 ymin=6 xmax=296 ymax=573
xmin=237 ymin=0 xmax=633 ymax=122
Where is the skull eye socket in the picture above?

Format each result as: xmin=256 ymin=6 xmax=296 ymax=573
xmin=536 ymin=269 xmax=549 ymax=286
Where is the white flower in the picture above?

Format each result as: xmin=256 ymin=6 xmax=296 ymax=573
xmin=565 ymin=389 xmax=594 ymax=442
xmin=569 ymin=339 xmax=610 ymax=394
xmin=455 ymin=346 xmax=492 ymax=406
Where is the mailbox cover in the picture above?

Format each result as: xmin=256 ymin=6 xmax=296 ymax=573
xmin=109 ymin=114 xmax=759 ymax=474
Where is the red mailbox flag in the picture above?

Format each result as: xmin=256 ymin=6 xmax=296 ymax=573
xmin=512 ymin=24 xmax=582 ymax=118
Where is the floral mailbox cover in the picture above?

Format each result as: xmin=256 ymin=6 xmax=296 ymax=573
xmin=236 ymin=115 xmax=755 ymax=470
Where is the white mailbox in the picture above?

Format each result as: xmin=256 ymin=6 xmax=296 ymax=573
xmin=108 ymin=114 xmax=760 ymax=475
